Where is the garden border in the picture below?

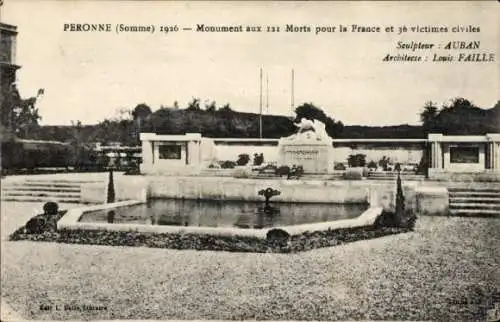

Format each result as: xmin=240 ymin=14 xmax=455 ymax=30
xmin=57 ymin=201 xmax=383 ymax=240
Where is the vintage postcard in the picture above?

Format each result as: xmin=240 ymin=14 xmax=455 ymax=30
xmin=1 ymin=1 xmax=499 ymax=321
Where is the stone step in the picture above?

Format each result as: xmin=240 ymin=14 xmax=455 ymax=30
xmin=449 ymin=203 xmax=500 ymax=210
xmin=367 ymin=176 xmax=425 ymax=181
xmin=25 ymin=179 xmax=104 ymax=184
xmin=0 ymin=195 xmax=81 ymax=203
xmin=448 ymin=187 xmax=500 ymax=193
xmin=449 ymin=197 xmax=500 ymax=203
xmin=3 ymin=182 xmax=83 ymax=189
xmin=448 ymin=191 xmax=500 ymax=197
xmin=1 ymin=186 xmax=82 ymax=193
xmin=449 ymin=208 xmax=500 ymax=217
xmin=2 ymin=189 xmax=80 ymax=197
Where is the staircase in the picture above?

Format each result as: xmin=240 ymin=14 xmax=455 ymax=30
xmin=367 ymin=171 xmax=425 ymax=181
xmin=1 ymin=178 xmax=103 ymax=203
xmin=448 ymin=187 xmax=500 ymax=217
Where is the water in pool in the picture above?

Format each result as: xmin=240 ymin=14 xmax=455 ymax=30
xmin=79 ymin=199 xmax=368 ymax=229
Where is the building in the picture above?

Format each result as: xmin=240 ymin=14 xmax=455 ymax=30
xmin=140 ymin=132 xmax=500 ymax=180
xmin=0 ymin=22 xmax=21 ymax=128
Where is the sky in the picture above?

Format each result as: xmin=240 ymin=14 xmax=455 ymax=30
xmin=2 ymin=1 xmax=498 ymax=126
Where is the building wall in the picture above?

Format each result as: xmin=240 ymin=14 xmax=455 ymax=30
xmin=212 ymin=142 xmax=424 ymax=166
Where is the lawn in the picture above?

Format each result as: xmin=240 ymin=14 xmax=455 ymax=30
xmin=1 ymin=215 xmax=499 ymax=321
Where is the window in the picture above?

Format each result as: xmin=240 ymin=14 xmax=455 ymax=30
xmin=158 ymin=145 xmax=181 ymax=160
xmin=450 ymin=146 xmax=479 ymax=164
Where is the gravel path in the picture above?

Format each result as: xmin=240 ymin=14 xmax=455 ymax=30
xmin=1 ymin=214 xmax=499 ymax=321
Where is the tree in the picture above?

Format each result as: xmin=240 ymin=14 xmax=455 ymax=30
xmin=419 ymin=101 xmax=439 ymax=133
xmin=204 ymin=100 xmax=217 ymax=112
xmin=218 ymin=103 xmax=233 ymax=113
xmin=131 ymin=104 xmax=152 ymax=121
xmin=186 ymin=98 xmax=201 ymax=111
xmin=1 ymin=84 xmax=42 ymax=138
xmin=131 ymin=103 xmax=152 ymax=142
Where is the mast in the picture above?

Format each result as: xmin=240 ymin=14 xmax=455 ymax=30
xmin=291 ymin=68 xmax=295 ymax=116
xmin=266 ymin=74 xmax=269 ymax=114
xmin=259 ymin=67 xmax=263 ymax=139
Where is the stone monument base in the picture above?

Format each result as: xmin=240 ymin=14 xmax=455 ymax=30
xmin=278 ymin=131 xmax=333 ymax=174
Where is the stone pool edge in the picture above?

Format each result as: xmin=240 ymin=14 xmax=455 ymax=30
xmin=57 ymin=201 xmax=383 ymax=240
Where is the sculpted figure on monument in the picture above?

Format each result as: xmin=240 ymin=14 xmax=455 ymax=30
xmin=291 ymin=118 xmax=330 ymax=140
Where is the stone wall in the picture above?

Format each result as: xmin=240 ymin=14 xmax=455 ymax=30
xmin=80 ymin=175 xmax=448 ymax=215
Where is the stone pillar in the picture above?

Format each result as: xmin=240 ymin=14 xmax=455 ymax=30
xmin=139 ymin=133 xmax=155 ymax=174
xmin=185 ymin=133 xmax=202 ymax=167
xmin=428 ymin=134 xmax=443 ymax=169
xmin=486 ymin=134 xmax=500 ymax=172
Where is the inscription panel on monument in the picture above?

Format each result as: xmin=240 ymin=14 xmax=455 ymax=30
xmin=282 ymin=146 xmax=328 ymax=173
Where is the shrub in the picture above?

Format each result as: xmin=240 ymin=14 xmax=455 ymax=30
xmin=276 ymin=165 xmax=290 ymax=176
xmin=25 ymin=216 xmax=46 ymax=234
xmin=347 ymin=154 xmax=366 ymax=167
xmin=367 ymin=160 xmax=377 ymax=170
xmin=253 ymin=153 xmax=264 ymax=166
xmin=378 ymin=156 xmax=391 ymax=171
xmin=43 ymin=202 xmax=59 ymax=215
xmin=334 ymin=163 xmax=346 ymax=171
xmin=289 ymin=165 xmax=304 ymax=179
xmin=220 ymin=160 xmax=236 ymax=169
xmin=236 ymin=154 xmax=250 ymax=166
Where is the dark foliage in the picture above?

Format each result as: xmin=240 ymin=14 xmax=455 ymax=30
xmin=421 ymin=98 xmax=499 ymax=135
xmin=236 ymin=154 xmax=250 ymax=166
xmin=25 ymin=216 xmax=47 ymax=234
xmin=253 ymin=153 xmax=264 ymax=166
xmin=288 ymin=165 xmax=304 ymax=179
xmin=367 ymin=161 xmax=377 ymax=169
xmin=347 ymin=154 xmax=366 ymax=167
xmin=276 ymin=165 xmax=290 ymax=176
xmin=220 ymin=160 xmax=236 ymax=169
xmin=43 ymin=202 xmax=59 ymax=216
xmin=10 ymin=212 xmax=408 ymax=253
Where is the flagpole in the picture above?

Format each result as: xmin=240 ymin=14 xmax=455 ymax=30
xmin=259 ymin=67 xmax=263 ymax=139
xmin=291 ymin=68 xmax=295 ymax=117
xmin=266 ymin=74 xmax=269 ymax=114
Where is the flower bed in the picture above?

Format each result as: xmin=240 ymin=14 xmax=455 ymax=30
xmin=9 ymin=211 xmax=408 ymax=253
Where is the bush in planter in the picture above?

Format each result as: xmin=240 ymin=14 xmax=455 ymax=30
xmin=220 ymin=160 xmax=236 ymax=169
xmin=347 ymin=154 xmax=366 ymax=168
xmin=43 ymin=202 xmax=59 ymax=215
xmin=288 ymin=165 xmax=304 ymax=179
xmin=276 ymin=165 xmax=290 ymax=177
xmin=367 ymin=160 xmax=377 ymax=171
xmin=236 ymin=154 xmax=250 ymax=166
xmin=253 ymin=153 xmax=264 ymax=166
